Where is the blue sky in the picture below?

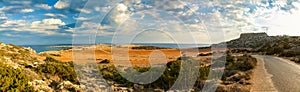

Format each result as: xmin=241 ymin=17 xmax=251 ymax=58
xmin=0 ymin=0 xmax=299 ymax=45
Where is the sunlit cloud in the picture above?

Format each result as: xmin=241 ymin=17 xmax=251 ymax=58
xmin=20 ymin=9 xmax=34 ymax=13
xmin=35 ymin=4 xmax=52 ymax=10
xmin=0 ymin=0 xmax=299 ymax=45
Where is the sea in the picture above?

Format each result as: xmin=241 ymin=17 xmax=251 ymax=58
xmin=21 ymin=44 xmax=74 ymax=53
xmin=21 ymin=43 xmax=210 ymax=53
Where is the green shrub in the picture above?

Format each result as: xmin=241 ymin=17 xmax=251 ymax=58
xmin=231 ymin=49 xmax=251 ymax=53
xmin=222 ymin=54 xmax=257 ymax=81
xmin=99 ymin=54 xmax=257 ymax=91
xmin=0 ymin=62 xmax=34 ymax=91
xmin=99 ymin=65 xmax=134 ymax=87
xmin=99 ymin=59 xmax=211 ymax=90
xmin=131 ymin=46 xmax=166 ymax=50
xmin=280 ymin=51 xmax=300 ymax=57
xmin=266 ymin=47 xmax=284 ymax=55
xmin=225 ymin=55 xmax=256 ymax=71
xmin=34 ymin=57 xmax=78 ymax=84
xmin=44 ymin=57 xmax=60 ymax=63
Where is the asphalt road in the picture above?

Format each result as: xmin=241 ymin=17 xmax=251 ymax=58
xmin=252 ymin=55 xmax=300 ymax=92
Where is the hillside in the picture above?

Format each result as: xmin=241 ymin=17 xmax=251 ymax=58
xmin=223 ymin=33 xmax=278 ymax=48
xmin=0 ymin=42 xmax=39 ymax=67
xmin=0 ymin=42 xmax=81 ymax=92
xmin=0 ymin=42 xmax=259 ymax=92
xmin=222 ymin=33 xmax=300 ymax=63
xmin=0 ymin=33 xmax=295 ymax=91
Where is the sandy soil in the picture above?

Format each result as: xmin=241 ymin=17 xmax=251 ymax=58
xmin=38 ymin=44 xmax=212 ymax=66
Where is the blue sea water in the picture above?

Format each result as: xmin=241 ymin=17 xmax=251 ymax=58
xmin=21 ymin=45 xmax=73 ymax=53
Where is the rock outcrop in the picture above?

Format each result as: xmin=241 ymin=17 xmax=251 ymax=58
xmin=225 ymin=32 xmax=276 ymax=48
xmin=0 ymin=42 xmax=40 ymax=67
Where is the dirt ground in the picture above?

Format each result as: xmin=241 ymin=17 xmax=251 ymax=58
xmin=38 ymin=44 xmax=212 ymax=66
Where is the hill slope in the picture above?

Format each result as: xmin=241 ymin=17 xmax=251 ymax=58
xmin=221 ymin=33 xmax=300 ymax=62
xmin=0 ymin=42 xmax=81 ymax=91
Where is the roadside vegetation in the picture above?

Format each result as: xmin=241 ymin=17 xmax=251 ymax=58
xmin=224 ymin=54 xmax=256 ymax=72
xmin=99 ymin=54 xmax=257 ymax=91
xmin=225 ymin=34 xmax=300 ymax=64
xmin=254 ymin=36 xmax=300 ymax=63
xmin=99 ymin=59 xmax=210 ymax=91
xmin=0 ymin=42 xmax=258 ymax=91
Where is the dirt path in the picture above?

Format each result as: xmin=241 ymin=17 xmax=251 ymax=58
xmin=251 ymin=55 xmax=278 ymax=92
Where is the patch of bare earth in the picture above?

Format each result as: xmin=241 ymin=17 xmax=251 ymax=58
xmin=38 ymin=45 xmax=211 ymax=66
xmin=251 ymin=55 xmax=277 ymax=92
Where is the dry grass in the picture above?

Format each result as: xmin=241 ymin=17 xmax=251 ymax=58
xmin=38 ymin=45 xmax=212 ymax=66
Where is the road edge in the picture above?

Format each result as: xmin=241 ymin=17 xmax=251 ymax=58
xmin=250 ymin=55 xmax=278 ymax=92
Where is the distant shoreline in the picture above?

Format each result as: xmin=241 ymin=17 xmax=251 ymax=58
xmin=21 ymin=43 xmax=211 ymax=53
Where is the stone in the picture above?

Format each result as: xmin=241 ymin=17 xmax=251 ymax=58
xmin=133 ymin=84 xmax=144 ymax=90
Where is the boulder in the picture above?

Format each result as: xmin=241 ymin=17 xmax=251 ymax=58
xmin=57 ymin=81 xmax=82 ymax=92
xmin=133 ymin=84 xmax=144 ymax=90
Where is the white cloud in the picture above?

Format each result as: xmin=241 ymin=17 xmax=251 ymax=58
xmin=0 ymin=20 xmax=27 ymax=28
xmin=94 ymin=6 xmax=100 ymax=11
xmin=109 ymin=3 xmax=131 ymax=24
xmin=158 ymin=0 xmax=187 ymax=10
xmin=41 ymin=18 xmax=66 ymax=25
xmin=268 ymin=2 xmax=300 ymax=36
xmin=98 ymin=6 xmax=112 ymax=13
xmin=1 ymin=0 xmax=299 ymax=43
xmin=72 ymin=22 xmax=99 ymax=36
xmin=0 ymin=18 xmax=67 ymax=35
xmin=29 ymin=18 xmax=67 ymax=35
xmin=35 ymin=4 xmax=52 ymax=10
xmin=180 ymin=4 xmax=199 ymax=16
xmin=54 ymin=0 xmax=70 ymax=9
xmin=72 ymin=21 xmax=115 ymax=37
xmin=6 ymin=1 xmax=32 ymax=5
xmin=88 ymin=0 xmax=300 ymax=43
xmin=3 ymin=33 xmax=13 ymax=37
xmin=100 ymin=1 xmax=238 ymax=44
xmin=20 ymin=9 xmax=34 ymax=13
xmin=44 ymin=13 xmax=67 ymax=18
xmin=22 ymin=15 xmax=35 ymax=19
xmin=76 ymin=8 xmax=92 ymax=14
xmin=74 ymin=17 xmax=91 ymax=21
xmin=0 ymin=14 xmax=7 ymax=21
xmin=0 ymin=6 xmax=15 ymax=13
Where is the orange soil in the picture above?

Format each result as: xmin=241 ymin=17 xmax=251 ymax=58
xmin=38 ymin=45 xmax=211 ymax=66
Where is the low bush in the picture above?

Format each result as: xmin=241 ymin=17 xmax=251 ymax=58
xmin=225 ymin=54 xmax=256 ymax=71
xmin=231 ymin=49 xmax=252 ymax=53
xmin=222 ymin=54 xmax=257 ymax=81
xmin=99 ymin=59 xmax=211 ymax=90
xmin=99 ymin=54 xmax=257 ymax=91
xmin=280 ymin=51 xmax=300 ymax=57
xmin=131 ymin=46 xmax=166 ymax=50
xmin=0 ymin=62 xmax=34 ymax=91
xmin=34 ymin=57 xmax=79 ymax=84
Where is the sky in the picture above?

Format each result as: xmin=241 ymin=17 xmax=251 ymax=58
xmin=0 ymin=0 xmax=299 ymax=45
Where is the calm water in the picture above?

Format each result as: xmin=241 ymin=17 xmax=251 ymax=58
xmin=22 ymin=44 xmax=210 ymax=53
xmin=21 ymin=45 xmax=73 ymax=53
